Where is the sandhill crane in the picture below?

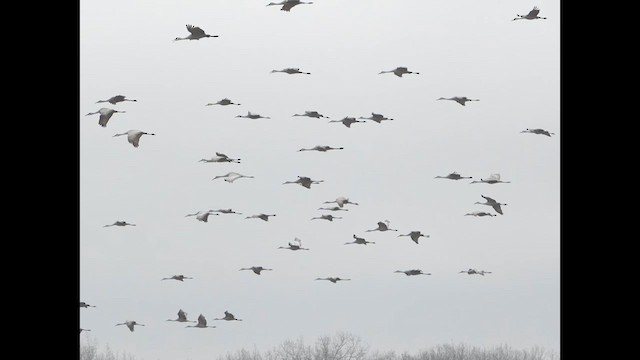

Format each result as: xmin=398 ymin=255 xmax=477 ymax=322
xmin=324 ymin=197 xmax=359 ymax=208
xmin=298 ymin=145 xmax=343 ymax=152
xmin=311 ymin=214 xmax=342 ymax=221
xmin=366 ymin=220 xmax=397 ymax=232
xmin=211 ymin=209 xmax=242 ymax=215
xmin=80 ymin=302 xmax=95 ymax=308
xmin=316 ymin=277 xmax=351 ymax=283
xmin=206 ymin=98 xmax=240 ymax=106
xmin=186 ymin=314 xmax=216 ymax=328
xmin=96 ymin=95 xmax=137 ymax=105
xmin=293 ymin=111 xmax=327 ymax=119
xmin=359 ymin=113 xmax=394 ymax=123
xmin=245 ymin=213 xmax=276 ymax=222
xmin=214 ymin=311 xmax=242 ymax=321
xmin=521 ymin=128 xmax=555 ymax=137
xmin=329 ymin=117 xmax=364 ymax=128
xmin=212 ymin=172 xmax=255 ymax=183
xmin=395 ymin=269 xmax=431 ymax=276
xmin=464 ymin=211 xmax=496 ymax=217
xmin=318 ymin=206 xmax=348 ymax=211
xmin=113 ymin=130 xmax=155 ymax=148
xmin=398 ymin=231 xmax=430 ymax=244
xmin=240 ymin=266 xmax=273 ymax=275
xmin=175 ymin=24 xmax=218 ymax=41
xmin=199 ymin=152 xmax=241 ymax=163
xmin=185 ymin=211 xmax=219 ymax=222
xmin=80 ymin=328 xmax=91 ymax=333
xmin=85 ymin=108 xmax=125 ymax=127
xmin=459 ymin=269 xmax=492 ymax=275
xmin=437 ymin=97 xmax=479 ymax=106
xmin=271 ymin=67 xmax=311 ymax=75
xmin=434 ymin=172 xmax=473 ymax=180
xmin=235 ymin=112 xmax=270 ymax=119
xmin=283 ymin=176 xmax=324 ymax=189
xmin=278 ymin=238 xmax=309 ymax=250
xmin=162 ymin=275 xmax=193 ymax=281
xmin=167 ymin=309 xmax=196 ymax=323
xmin=267 ymin=0 xmax=313 ymax=12
xmin=513 ymin=7 xmax=547 ymax=20
xmin=470 ymin=174 xmax=511 ymax=184
xmin=345 ymin=234 xmax=375 ymax=245
xmin=378 ymin=67 xmax=419 ymax=77
xmin=115 ymin=321 xmax=145 ymax=332
xmin=475 ymin=195 xmax=507 ymax=215
xmin=104 ymin=221 xmax=136 ymax=227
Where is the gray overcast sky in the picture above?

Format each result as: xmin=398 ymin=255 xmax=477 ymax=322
xmin=80 ymin=1 xmax=560 ymax=359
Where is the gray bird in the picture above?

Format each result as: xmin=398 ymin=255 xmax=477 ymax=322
xmin=398 ymin=231 xmax=430 ymax=244
xmin=344 ymin=234 xmax=375 ymax=245
xmin=245 ymin=213 xmax=276 ymax=222
xmin=437 ymin=96 xmax=479 ymax=106
xmin=521 ymin=128 xmax=555 ymax=137
xmin=366 ymin=220 xmax=397 ymax=232
xmin=395 ymin=269 xmax=431 ymax=276
xmin=85 ymin=108 xmax=125 ymax=127
xmin=267 ymin=0 xmax=313 ymax=12
xmin=115 ymin=321 xmax=145 ymax=332
xmin=271 ymin=67 xmax=311 ymax=75
xmin=104 ymin=221 xmax=136 ymax=227
xmin=96 ymin=95 xmax=137 ymax=105
xmin=283 ymin=176 xmax=324 ymax=189
xmin=213 ymin=311 xmax=242 ymax=321
xmin=378 ymin=67 xmax=419 ymax=77
xmin=240 ymin=266 xmax=273 ymax=275
xmin=161 ymin=275 xmax=193 ymax=281
xmin=206 ymin=98 xmax=240 ymax=106
xmin=186 ymin=314 xmax=216 ymax=328
xmin=310 ymin=214 xmax=342 ymax=221
xmin=513 ymin=7 xmax=547 ymax=20
xmin=167 ymin=309 xmax=196 ymax=323
xmin=315 ymin=277 xmax=351 ymax=283
xmin=292 ymin=111 xmax=327 ymax=119
xmin=475 ymin=195 xmax=507 ymax=215
xmin=434 ymin=172 xmax=473 ymax=180
xmin=175 ymin=24 xmax=218 ymax=40
xmin=329 ymin=117 xmax=364 ymax=128
xmin=358 ymin=112 xmax=394 ymax=123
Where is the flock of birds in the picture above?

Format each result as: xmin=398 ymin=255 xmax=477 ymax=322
xmin=81 ymin=1 xmax=554 ymax=343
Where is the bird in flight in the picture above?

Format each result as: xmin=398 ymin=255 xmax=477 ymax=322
xmin=521 ymin=128 xmax=555 ymax=137
xmin=96 ymin=95 xmax=136 ymax=105
xmin=366 ymin=220 xmax=397 ymax=232
xmin=167 ymin=309 xmax=196 ymax=323
xmin=199 ymin=152 xmax=241 ymax=163
xmin=470 ymin=174 xmax=511 ymax=184
xmin=175 ymin=24 xmax=218 ymax=40
xmin=212 ymin=172 xmax=255 ymax=183
xmin=434 ymin=172 xmax=473 ymax=180
xmin=235 ymin=112 xmax=271 ymax=119
xmin=437 ymin=96 xmax=479 ymax=106
xmin=358 ymin=113 xmax=394 ymax=123
xmin=206 ymin=98 xmax=240 ymax=106
xmin=104 ymin=221 xmax=136 ymax=227
xmin=378 ymin=67 xmax=419 ymax=77
xmin=329 ymin=117 xmax=364 ymax=128
xmin=162 ymin=275 xmax=193 ymax=281
xmin=398 ymin=231 xmax=430 ymax=244
xmin=283 ymin=176 xmax=324 ymax=189
xmin=210 ymin=209 xmax=242 ymax=215
xmin=344 ymin=234 xmax=375 ymax=245
xmin=475 ymin=195 xmax=507 ymax=215
xmin=278 ymin=238 xmax=309 ymax=250
xmin=395 ymin=269 xmax=431 ymax=276
xmin=240 ymin=266 xmax=273 ymax=275
xmin=213 ymin=311 xmax=243 ymax=321
xmin=113 ymin=130 xmax=155 ymax=148
xmin=464 ymin=211 xmax=496 ymax=217
xmin=324 ymin=197 xmax=359 ymax=208
xmin=115 ymin=321 xmax=145 ymax=332
xmin=298 ymin=145 xmax=343 ymax=152
xmin=186 ymin=314 xmax=216 ymax=328
xmin=185 ymin=210 xmax=219 ymax=222
xmin=459 ymin=269 xmax=492 ymax=276
xmin=513 ymin=7 xmax=547 ymax=21
xmin=311 ymin=214 xmax=342 ymax=221
xmin=85 ymin=108 xmax=125 ymax=128
xmin=245 ymin=213 xmax=276 ymax=222
xmin=271 ymin=67 xmax=311 ymax=75
xmin=80 ymin=302 xmax=96 ymax=308
xmin=292 ymin=111 xmax=328 ymax=119
xmin=267 ymin=1 xmax=313 ymax=12
xmin=315 ymin=277 xmax=351 ymax=283
xmin=318 ymin=206 xmax=348 ymax=212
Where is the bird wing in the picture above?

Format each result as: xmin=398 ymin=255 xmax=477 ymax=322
xmin=492 ymin=204 xmax=503 ymax=215
xmin=481 ymin=195 xmax=496 ymax=204
xmin=127 ymin=322 xmax=135 ymax=332
xmin=397 ymin=67 xmax=408 ymax=72
xmin=198 ymin=314 xmax=207 ymax=326
xmin=527 ymin=7 xmax=540 ymax=17
xmin=98 ymin=113 xmax=111 ymax=127
xmin=178 ymin=309 xmax=188 ymax=321
xmin=187 ymin=25 xmax=205 ymax=36
xmin=488 ymin=173 xmax=500 ymax=181
xmin=215 ymin=152 xmax=229 ymax=158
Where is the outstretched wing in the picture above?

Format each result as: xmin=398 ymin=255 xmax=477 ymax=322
xmin=198 ymin=314 xmax=207 ymax=326
xmin=98 ymin=113 xmax=112 ymax=127
xmin=187 ymin=25 xmax=205 ymax=36
xmin=481 ymin=195 xmax=496 ymax=204
xmin=215 ymin=152 xmax=229 ymax=158
xmin=488 ymin=173 xmax=500 ymax=181
xmin=396 ymin=67 xmax=408 ymax=72
xmin=492 ymin=204 xmax=503 ymax=215
xmin=178 ymin=309 xmax=188 ymax=321
xmin=527 ymin=7 xmax=540 ymax=17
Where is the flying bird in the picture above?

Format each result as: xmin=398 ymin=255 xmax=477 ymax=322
xmin=199 ymin=152 xmax=241 ymax=163
xmin=267 ymin=0 xmax=313 ymax=12
xmin=80 ymin=328 xmax=91 ymax=333
xmin=213 ymin=311 xmax=242 ymax=321
xmin=464 ymin=211 xmax=496 ymax=217
xmin=240 ymin=266 xmax=273 ymax=275
xmin=298 ymin=145 xmax=343 ymax=152
xmin=475 ymin=195 xmax=507 ymax=215
xmin=521 ymin=128 xmax=555 ymax=137
xmin=398 ymin=231 xmax=430 ymax=244
xmin=245 ymin=213 xmax=276 ymax=222
xmin=378 ymin=67 xmax=419 ymax=77
xmin=437 ymin=97 xmax=479 ymax=106
xmin=206 ymin=98 xmax=240 ymax=106
xmin=358 ymin=113 xmax=394 ymax=123
xmin=459 ymin=269 xmax=492 ymax=275
xmin=115 ymin=321 xmax=145 ymax=332
xmin=318 ymin=206 xmax=348 ymax=211
xmin=104 ymin=221 xmax=136 ymax=227
xmin=271 ymin=67 xmax=311 ymax=75
xmin=175 ymin=24 xmax=218 ymax=40
xmin=470 ymin=174 xmax=511 ymax=184
xmin=167 ymin=309 xmax=196 ymax=323
xmin=162 ymin=275 xmax=193 ymax=281
xmin=185 ymin=211 xmax=219 ymax=222
xmin=80 ymin=302 xmax=95 ymax=308
xmin=186 ymin=314 xmax=216 ymax=328
xmin=345 ymin=234 xmax=375 ymax=245
xmin=211 ymin=209 xmax=242 ymax=215
xmin=434 ymin=172 xmax=473 ymax=180
xmin=278 ymin=238 xmax=309 ymax=250
xmin=283 ymin=176 xmax=324 ymax=189
xmin=292 ymin=111 xmax=328 ymax=119
xmin=324 ymin=197 xmax=359 ymax=208
xmin=212 ymin=172 xmax=255 ymax=183
xmin=316 ymin=277 xmax=351 ymax=283
xmin=366 ymin=220 xmax=397 ymax=232
xmin=85 ymin=108 xmax=125 ymax=127
xmin=113 ymin=130 xmax=155 ymax=148
xmin=395 ymin=269 xmax=431 ymax=276
xmin=310 ymin=214 xmax=342 ymax=221
xmin=329 ymin=117 xmax=364 ymax=128
xmin=513 ymin=7 xmax=547 ymax=20
xmin=96 ymin=95 xmax=137 ymax=105
xmin=235 ymin=112 xmax=271 ymax=119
